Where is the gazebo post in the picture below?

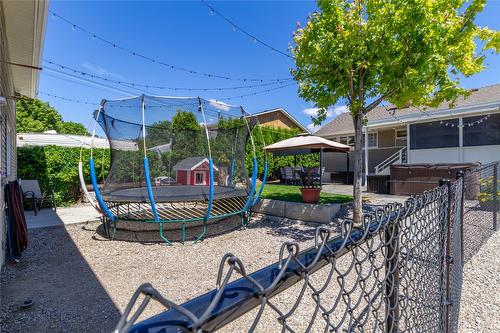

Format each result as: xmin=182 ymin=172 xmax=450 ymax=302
xmin=319 ymin=147 xmax=323 ymax=187
xmin=346 ymin=152 xmax=349 ymax=184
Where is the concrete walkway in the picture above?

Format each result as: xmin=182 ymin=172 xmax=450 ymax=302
xmin=322 ymin=184 xmax=408 ymax=204
xmin=25 ymin=205 xmax=101 ymax=229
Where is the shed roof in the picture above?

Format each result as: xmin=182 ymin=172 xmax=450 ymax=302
xmin=173 ymin=157 xmax=219 ymax=171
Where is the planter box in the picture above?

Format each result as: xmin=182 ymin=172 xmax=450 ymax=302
xmin=252 ymin=199 xmax=342 ymax=224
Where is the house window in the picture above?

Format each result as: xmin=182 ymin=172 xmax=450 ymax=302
xmin=367 ymin=132 xmax=377 ymax=148
xmin=194 ymin=171 xmax=205 ymax=185
xmin=395 ymin=129 xmax=407 ymax=146
xmin=339 ymin=135 xmax=355 ymax=147
xmin=410 ymin=119 xmax=459 ymax=149
xmin=463 ymin=113 xmax=500 ymax=146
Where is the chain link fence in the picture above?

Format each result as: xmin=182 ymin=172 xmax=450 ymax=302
xmin=115 ymin=162 xmax=499 ymax=333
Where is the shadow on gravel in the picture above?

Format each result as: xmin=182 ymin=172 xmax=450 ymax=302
xmin=0 ymin=225 xmax=121 ymax=332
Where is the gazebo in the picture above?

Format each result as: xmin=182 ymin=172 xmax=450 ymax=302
xmin=264 ymin=133 xmax=350 ymax=186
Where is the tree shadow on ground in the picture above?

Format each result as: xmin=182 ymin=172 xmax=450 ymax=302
xmin=0 ymin=225 xmax=121 ymax=332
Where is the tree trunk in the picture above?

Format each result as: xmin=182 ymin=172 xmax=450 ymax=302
xmin=352 ymin=114 xmax=364 ymax=225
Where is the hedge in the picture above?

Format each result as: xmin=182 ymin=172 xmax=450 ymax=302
xmin=18 ymin=146 xmax=110 ymax=206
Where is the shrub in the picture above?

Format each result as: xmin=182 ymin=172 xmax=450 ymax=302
xmin=17 ymin=146 xmax=110 ymax=206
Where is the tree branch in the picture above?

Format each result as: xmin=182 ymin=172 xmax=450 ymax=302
xmin=348 ymin=67 xmax=355 ymax=103
xmin=363 ymin=89 xmax=395 ymax=113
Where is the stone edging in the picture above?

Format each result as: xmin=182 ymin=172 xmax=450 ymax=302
xmin=251 ymin=199 xmax=343 ymax=224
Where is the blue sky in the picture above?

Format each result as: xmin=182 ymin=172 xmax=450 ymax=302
xmin=39 ymin=1 xmax=500 ymax=133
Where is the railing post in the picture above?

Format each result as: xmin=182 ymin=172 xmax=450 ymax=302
xmin=439 ymin=178 xmax=452 ymax=333
xmin=493 ymin=162 xmax=498 ymax=231
xmin=385 ymin=219 xmax=400 ymax=333
xmin=456 ymin=171 xmax=465 ymax=265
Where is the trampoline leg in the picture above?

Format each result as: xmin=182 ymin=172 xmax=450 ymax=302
xmin=241 ymin=212 xmax=250 ymax=228
xmin=102 ymin=216 xmax=111 ymax=238
xmin=193 ymin=221 xmax=207 ymax=244
xmin=110 ymin=220 xmax=117 ymax=240
xmin=181 ymin=223 xmax=186 ymax=245
xmin=159 ymin=223 xmax=172 ymax=246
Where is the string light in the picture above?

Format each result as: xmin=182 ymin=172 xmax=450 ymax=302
xmin=48 ymin=9 xmax=291 ymax=82
xmin=43 ymin=59 xmax=293 ymax=92
xmin=200 ymin=0 xmax=293 ymax=59
xmin=38 ymin=92 xmax=99 ymax=106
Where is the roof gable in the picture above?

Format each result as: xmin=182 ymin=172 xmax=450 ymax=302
xmin=315 ymin=84 xmax=500 ymax=137
xmin=253 ymin=107 xmax=309 ymax=132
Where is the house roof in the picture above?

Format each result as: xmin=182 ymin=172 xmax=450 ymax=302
xmin=172 ymin=157 xmax=219 ymax=171
xmin=252 ymin=107 xmax=309 ymax=133
xmin=315 ymin=84 xmax=500 ymax=138
xmin=2 ymin=0 xmax=48 ymax=97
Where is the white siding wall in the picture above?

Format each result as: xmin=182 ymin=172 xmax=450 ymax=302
xmin=408 ymin=145 xmax=500 ymax=164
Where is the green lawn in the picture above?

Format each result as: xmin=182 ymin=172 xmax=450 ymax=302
xmin=257 ymin=184 xmax=353 ymax=204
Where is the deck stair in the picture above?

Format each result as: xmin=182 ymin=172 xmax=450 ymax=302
xmin=374 ymin=147 xmax=407 ymax=175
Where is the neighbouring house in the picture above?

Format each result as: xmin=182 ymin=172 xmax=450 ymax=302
xmin=315 ymin=84 xmax=500 ymax=182
xmin=252 ymin=108 xmax=309 ymax=132
xmin=173 ymin=157 xmax=219 ymax=186
xmin=0 ymin=1 xmax=48 ymax=266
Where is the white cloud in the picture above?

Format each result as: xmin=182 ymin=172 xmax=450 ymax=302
xmin=307 ymin=123 xmax=322 ymax=133
xmin=81 ymin=62 xmax=126 ymax=81
xmin=332 ymin=105 xmax=349 ymax=115
xmin=302 ymin=105 xmax=349 ymax=118
xmin=208 ymin=99 xmax=232 ymax=112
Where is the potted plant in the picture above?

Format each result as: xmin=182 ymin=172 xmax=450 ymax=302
xmin=299 ymin=168 xmax=321 ymax=204
xmin=478 ymin=176 xmax=500 ymax=212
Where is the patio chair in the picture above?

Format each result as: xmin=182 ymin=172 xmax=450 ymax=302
xmin=294 ymin=166 xmax=303 ymax=184
xmin=279 ymin=168 xmax=287 ymax=183
xmin=284 ymin=167 xmax=295 ymax=184
xmin=20 ymin=180 xmax=56 ymax=216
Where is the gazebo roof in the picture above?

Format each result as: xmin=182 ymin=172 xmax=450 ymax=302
xmin=264 ymin=134 xmax=350 ymax=155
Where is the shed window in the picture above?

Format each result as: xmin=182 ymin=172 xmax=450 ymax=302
xmin=410 ymin=119 xmax=459 ymax=149
xmin=463 ymin=113 xmax=500 ymax=146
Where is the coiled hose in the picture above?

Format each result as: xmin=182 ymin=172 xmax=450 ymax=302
xmin=5 ymin=180 xmax=28 ymax=259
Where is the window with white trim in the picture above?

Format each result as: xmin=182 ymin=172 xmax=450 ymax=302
xmin=194 ymin=171 xmax=205 ymax=185
xmin=395 ymin=129 xmax=407 ymax=146
xmin=367 ymin=132 xmax=378 ymax=148
xmin=339 ymin=135 xmax=355 ymax=147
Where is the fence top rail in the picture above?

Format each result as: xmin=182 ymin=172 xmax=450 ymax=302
xmin=115 ymin=185 xmax=447 ymax=333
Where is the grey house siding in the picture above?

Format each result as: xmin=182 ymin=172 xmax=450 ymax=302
xmin=0 ymin=3 xmax=19 ymax=267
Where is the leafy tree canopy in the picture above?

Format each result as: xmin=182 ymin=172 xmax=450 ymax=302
xmin=292 ymin=0 xmax=500 ymax=124
xmin=16 ymin=98 xmax=88 ymax=135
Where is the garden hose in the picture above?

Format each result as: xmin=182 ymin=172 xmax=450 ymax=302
xmin=5 ymin=180 xmax=28 ymax=259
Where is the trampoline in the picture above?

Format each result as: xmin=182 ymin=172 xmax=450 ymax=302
xmin=79 ymin=95 xmax=268 ymax=244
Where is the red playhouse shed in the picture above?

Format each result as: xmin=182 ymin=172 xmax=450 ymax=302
xmin=173 ymin=157 xmax=219 ymax=186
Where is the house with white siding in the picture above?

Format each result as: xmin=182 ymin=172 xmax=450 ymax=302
xmin=315 ymin=84 xmax=500 ymax=182
xmin=0 ymin=1 xmax=48 ymax=266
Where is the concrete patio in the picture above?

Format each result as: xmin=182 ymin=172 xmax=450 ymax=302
xmin=25 ymin=205 xmax=101 ymax=230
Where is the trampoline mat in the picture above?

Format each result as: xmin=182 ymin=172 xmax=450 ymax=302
xmin=102 ymin=185 xmax=248 ymax=202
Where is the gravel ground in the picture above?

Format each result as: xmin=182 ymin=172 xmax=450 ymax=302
xmin=458 ymin=229 xmax=500 ymax=333
xmin=1 ymin=200 xmax=498 ymax=332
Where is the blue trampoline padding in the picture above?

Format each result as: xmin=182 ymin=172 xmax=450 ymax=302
xmin=89 ymin=158 xmax=115 ymax=221
xmin=143 ymin=157 xmax=159 ymax=221
xmin=228 ymin=159 xmax=235 ymax=185
xmin=243 ymin=157 xmax=258 ymax=212
xmin=205 ymin=159 xmax=214 ymax=220
xmin=252 ymin=160 xmax=268 ymax=207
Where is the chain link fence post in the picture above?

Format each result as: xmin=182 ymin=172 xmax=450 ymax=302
xmin=439 ymin=178 xmax=452 ymax=333
xmin=456 ymin=171 xmax=465 ymax=265
xmin=385 ymin=219 xmax=400 ymax=333
xmin=493 ymin=162 xmax=498 ymax=231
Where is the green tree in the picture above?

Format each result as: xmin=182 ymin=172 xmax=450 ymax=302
xmin=292 ymin=0 xmax=499 ymax=223
xmin=16 ymin=98 xmax=62 ymax=133
xmin=58 ymin=121 xmax=88 ymax=135
xmin=16 ymin=97 xmax=89 ymax=135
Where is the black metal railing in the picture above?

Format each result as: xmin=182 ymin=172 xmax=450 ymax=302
xmin=115 ymin=161 xmax=499 ymax=333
